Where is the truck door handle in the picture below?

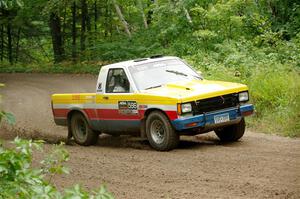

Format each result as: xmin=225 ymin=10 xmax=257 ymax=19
xmin=103 ymin=96 xmax=109 ymax=100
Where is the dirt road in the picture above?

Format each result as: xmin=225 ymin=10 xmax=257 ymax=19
xmin=0 ymin=73 xmax=299 ymax=199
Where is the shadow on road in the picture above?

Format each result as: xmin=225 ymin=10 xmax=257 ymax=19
xmin=92 ymin=134 xmax=223 ymax=150
xmin=1 ymin=125 xmax=243 ymax=151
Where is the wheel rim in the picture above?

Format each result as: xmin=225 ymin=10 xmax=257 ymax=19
xmin=150 ymin=119 xmax=165 ymax=144
xmin=74 ymin=118 xmax=87 ymax=142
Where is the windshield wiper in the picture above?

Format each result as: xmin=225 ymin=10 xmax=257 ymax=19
xmin=193 ymin=75 xmax=203 ymax=80
xmin=166 ymin=69 xmax=203 ymax=80
xmin=145 ymin=85 xmax=162 ymax=90
xmin=166 ymin=70 xmax=188 ymax=77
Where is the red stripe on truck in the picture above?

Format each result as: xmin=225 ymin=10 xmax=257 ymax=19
xmin=138 ymin=110 xmax=178 ymax=120
xmin=53 ymin=108 xmax=178 ymax=121
xmin=53 ymin=109 xmax=69 ymax=118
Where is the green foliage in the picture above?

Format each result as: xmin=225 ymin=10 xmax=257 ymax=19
xmin=41 ymin=142 xmax=70 ymax=177
xmin=0 ymin=0 xmax=23 ymax=9
xmin=0 ymin=138 xmax=114 ymax=199
xmin=0 ymin=111 xmax=15 ymax=125
xmin=247 ymin=67 xmax=300 ymax=137
xmin=0 ymin=84 xmax=16 ymax=125
xmin=193 ymin=30 xmax=217 ymax=41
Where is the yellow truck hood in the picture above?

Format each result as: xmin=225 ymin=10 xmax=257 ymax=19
xmin=142 ymin=79 xmax=248 ymax=103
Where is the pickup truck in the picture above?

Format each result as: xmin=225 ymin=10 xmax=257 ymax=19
xmin=51 ymin=56 xmax=254 ymax=151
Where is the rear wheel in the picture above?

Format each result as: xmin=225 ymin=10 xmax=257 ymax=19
xmin=214 ymin=118 xmax=245 ymax=142
xmin=70 ymin=113 xmax=98 ymax=146
xmin=146 ymin=111 xmax=179 ymax=151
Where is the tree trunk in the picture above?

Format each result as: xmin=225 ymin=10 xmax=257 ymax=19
xmin=147 ymin=0 xmax=157 ymax=25
xmin=15 ymin=28 xmax=21 ymax=62
xmin=87 ymin=6 xmax=91 ymax=32
xmin=81 ymin=0 xmax=87 ymax=51
xmin=184 ymin=7 xmax=192 ymax=24
xmin=49 ymin=12 xmax=64 ymax=63
xmin=62 ymin=7 xmax=67 ymax=47
xmin=72 ymin=1 xmax=77 ymax=59
xmin=86 ymin=2 xmax=92 ymax=47
xmin=109 ymin=7 xmax=113 ymax=40
xmin=7 ymin=21 xmax=13 ymax=64
xmin=0 ymin=25 xmax=3 ymax=61
xmin=112 ymin=0 xmax=131 ymax=38
xmin=104 ymin=1 xmax=109 ymax=37
xmin=94 ymin=0 xmax=98 ymax=31
xmin=116 ymin=25 xmax=120 ymax=33
xmin=137 ymin=0 xmax=148 ymax=29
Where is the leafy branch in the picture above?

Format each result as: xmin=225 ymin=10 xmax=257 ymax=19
xmin=0 ymin=138 xmax=114 ymax=199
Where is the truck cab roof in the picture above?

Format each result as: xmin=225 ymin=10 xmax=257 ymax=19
xmin=101 ymin=56 xmax=179 ymax=70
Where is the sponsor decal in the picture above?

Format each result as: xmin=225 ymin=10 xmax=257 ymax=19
xmin=138 ymin=105 xmax=148 ymax=110
xmin=118 ymin=101 xmax=138 ymax=115
xmin=97 ymin=83 xmax=102 ymax=92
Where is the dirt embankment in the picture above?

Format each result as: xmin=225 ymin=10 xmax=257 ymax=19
xmin=0 ymin=73 xmax=299 ymax=199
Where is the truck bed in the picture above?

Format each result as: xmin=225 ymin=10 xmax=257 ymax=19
xmin=51 ymin=93 xmax=96 ymax=125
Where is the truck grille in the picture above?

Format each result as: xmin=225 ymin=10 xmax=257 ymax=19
xmin=193 ymin=93 xmax=239 ymax=115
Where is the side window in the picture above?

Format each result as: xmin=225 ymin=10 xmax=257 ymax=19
xmin=106 ymin=68 xmax=130 ymax=93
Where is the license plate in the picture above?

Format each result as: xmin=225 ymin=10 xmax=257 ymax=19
xmin=214 ymin=113 xmax=230 ymax=124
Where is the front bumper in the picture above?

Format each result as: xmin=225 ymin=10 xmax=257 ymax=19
xmin=172 ymin=104 xmax=254 ymax=131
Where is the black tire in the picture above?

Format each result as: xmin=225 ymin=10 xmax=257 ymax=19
xmin=70 ymin=112 xmax=98 ymax=146
xmin=214 ymin=118 xmax=246 ymax=142
xmin=146 ymin=111 xmax=179 ymax=151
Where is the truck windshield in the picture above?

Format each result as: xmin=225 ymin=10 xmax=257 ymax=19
xmin=129 ymin=59 xmax=202 ymax=90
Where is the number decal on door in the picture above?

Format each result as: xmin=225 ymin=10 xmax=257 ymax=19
xmin=118 ymin=101 xmax=138 ymax=115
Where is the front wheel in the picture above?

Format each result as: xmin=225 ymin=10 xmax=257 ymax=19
xmin=146 ymin=111 xmax=179 ymax=151
xmin=70 ymin=113 xmax=98 ymax=146
xmin=214 ymin=118 xmax=245 ymax=142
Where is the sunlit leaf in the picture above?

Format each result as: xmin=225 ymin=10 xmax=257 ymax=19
xmin=3 ymin=112 xmax=16 ymax=125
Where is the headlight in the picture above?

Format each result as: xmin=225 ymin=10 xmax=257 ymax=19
xmin=239 ymin=91 xmax=249 ymax=102
xmin=181 ymin=103 xmax=192 ymax=113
